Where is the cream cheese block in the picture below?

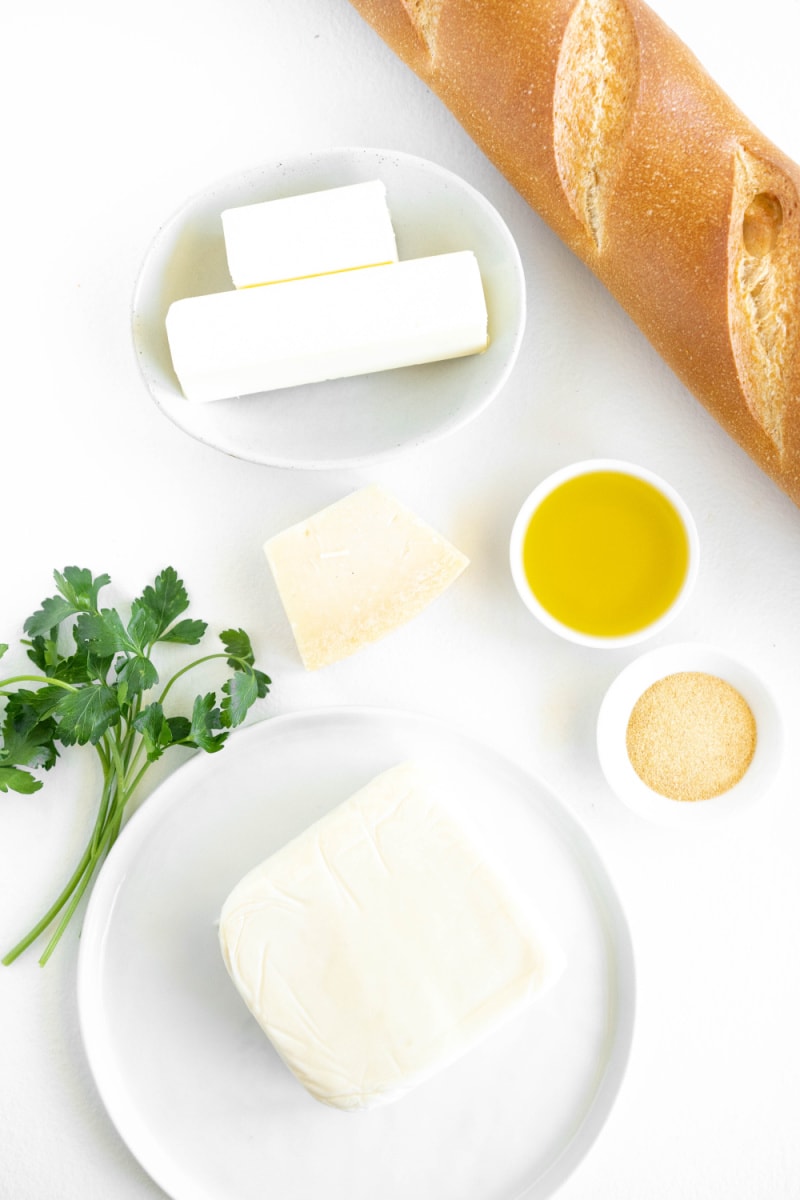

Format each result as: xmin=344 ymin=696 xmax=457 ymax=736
xmin=218 ymin=762 xmax=565 ymax=1111
xmin=263 ymin=484 xmax=469 ymax=669
xmin=165 ymin=251 xmax=488 ymax=403
xmin=221 ymin=180 xmax=399 ymax=287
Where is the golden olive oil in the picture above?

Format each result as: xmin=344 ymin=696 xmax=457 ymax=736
xmin=522 ymin=470 xmax=689 ymax=637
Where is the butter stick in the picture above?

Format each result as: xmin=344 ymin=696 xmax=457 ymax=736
xmin=221 ymin=180 xmax=398 ymax=288
xmin=165 ymin=251 xmax=488 ymax=403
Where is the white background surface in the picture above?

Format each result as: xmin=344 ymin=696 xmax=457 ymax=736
xmin=1 ymin=1 xmax=799 ymax=1197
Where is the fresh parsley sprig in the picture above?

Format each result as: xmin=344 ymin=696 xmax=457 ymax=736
xmin=1 ymin=566 xmax=271 ymax=966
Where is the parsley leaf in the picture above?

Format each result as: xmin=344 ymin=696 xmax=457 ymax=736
xmin=132 ymin=702 xmax=173 ymax=763
xmin=24 ymin=568 xmax=111 ymax=639
xmin=221 ymin=666 xmax=271 ymax=728
xmin=51 ymin=648 xmax=115 ymax=686
xmin=158 ymin=618 xmax=207 ymax=646
xmin=185 ymin=692 xmax=228 ymax=753
xmin=8 ymin=684 xmax=69 ymax=723
xmin=116 ymin=654 xmax=159 ymax=696
xmin=54 ymin=567 xmax=111 ymax=612
xmin=221 ymin=672 xmax=257 ymax=728
xmin=166 ymin=715 xmax=192 ymax=744
xmin=74 ymin=609 xmax=135 ymax=657
xmin=0 ymin=767 xmax=44 ymax=795
xmin=74 ymin=609 xmax=158 ymax=696
xmin=23 ymin=595 xmax=79 ymax=640
xmin=25 ymin=635 xmax=61 ymax=674
xmin=1 ymin=696 xmax=59 ymax=771
xmin=54 ymin=684 xmax=120 ymax=746
xmin=129 ymin=567 xmax=191 ymax=648
xmin=220 ymin=627 xmax=257 ymax=667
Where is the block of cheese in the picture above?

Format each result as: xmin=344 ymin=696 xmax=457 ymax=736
xmin=221 ymin=180 xmax=399 ymax=288
xmin=218 ymin=762 xmax=565 ymax=1111
xmin=165 ymin=250 xmax=488 ymax=403
xmin=263 ymin=484 xmax=469 ymax=669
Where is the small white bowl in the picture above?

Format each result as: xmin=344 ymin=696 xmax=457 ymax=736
xmin=596 ymin=643 xmax=783 ymax=828
xmin=509 ymin=459 xmax=699 ymax=649
xmin=132 ymin=146 xmax=526 ymax=469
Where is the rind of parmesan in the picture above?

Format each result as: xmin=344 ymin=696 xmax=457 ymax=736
xmin=728 ymin=145 xmax=800 ymax=456
xmin=553 ymin=0 xmax=639 ymax=249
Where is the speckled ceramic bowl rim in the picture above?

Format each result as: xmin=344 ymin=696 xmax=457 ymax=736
xmin=596 ymin=642 xmax=783 ymax=828
xmin=509 ymin=459 xmax=700 ymax=649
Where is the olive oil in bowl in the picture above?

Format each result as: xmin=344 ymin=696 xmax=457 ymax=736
xmin=510 ymin=461 xmax=698 ymax=647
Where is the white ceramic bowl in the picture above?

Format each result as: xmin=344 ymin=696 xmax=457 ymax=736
xmin=596 ymin=643 xmax=783 ymax=828
xmin=132 ymin=147 xmax=526 ymax=469
xmin=509 ymin=459 xmax=699 ymax=648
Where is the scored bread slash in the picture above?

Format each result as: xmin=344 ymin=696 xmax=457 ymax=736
xmin=221 ymin=179 xmax=399 ymax=288
xmin=218 ymin=762 xmax=565 ymax=1111
xmin=165 ymin=250 xmax=489 ymax=403
xmin=553 ymin=0 xmax=638 ymax=251
xmin=263 ymin=485 xmax=469 ymax=669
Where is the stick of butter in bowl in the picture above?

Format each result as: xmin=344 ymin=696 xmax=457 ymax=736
xmin=218 ymin=762 xmax=565 ymax=1111
xmin=166 ymin=250 xmax=488 ymax=403
xmin=221 ymin=179 xmax=399 ymax=287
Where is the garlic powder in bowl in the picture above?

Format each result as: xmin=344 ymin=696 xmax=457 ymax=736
xmin=596 ymin=644 xmax=782 ymax=827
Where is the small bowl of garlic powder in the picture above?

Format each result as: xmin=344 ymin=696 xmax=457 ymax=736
xmin=596 ymin=643 xmax=783 ymax=827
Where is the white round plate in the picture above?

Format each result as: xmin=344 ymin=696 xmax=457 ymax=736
xmin=78 ymin=707 xmax=634 ymax=1200
xmin=131 ymin=148 xmax=526 ymax=468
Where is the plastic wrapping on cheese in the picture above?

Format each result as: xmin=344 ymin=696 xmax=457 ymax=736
xmin=263 ymin=484 xmax=469 ymax=669
xmin=218 ymin=762 xmax=565 ymax=1112
xmin=221 ymin=180 xmax=399 ymax=287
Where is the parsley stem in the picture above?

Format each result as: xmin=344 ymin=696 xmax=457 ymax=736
xmin=0 ymin=674 xmax=79 ymax=693
xmin=107 ymin=730 xmax=127 ymax=782
xmin=91 ymin=758 xmax=115 ymax=856
xmin=1 ymin=852 xmax=93 ymax=965
xmin=123 ymin=740 xmax=148 ymax=794
xmin=3 ymin=731 xmax=158 ymax=966
xmin=158 ymin=652 xmax=247 ymax=705
xmin=95 ymin=738 xmax=111 ymax=775
xmin=120 ymin=703 xmax=141 ymax=772
xmin=38 ymin=810 xmax=121 ymax=967
xmin=121 ymin=759 xmax=152 ymax=808
xmin=1 ymin=773 xmax=112 ymax=966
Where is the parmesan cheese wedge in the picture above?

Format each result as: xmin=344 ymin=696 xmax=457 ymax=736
xmin=221 ymin=180 xmax=399 ymax=287
xmin=263 ymin=485 xmax=469 ymax=669
xmin=218 ymin=762 xmax=565 ymax=1111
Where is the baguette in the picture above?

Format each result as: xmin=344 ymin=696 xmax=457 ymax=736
xmin=347 ymin=0 xmax=800 ymax=507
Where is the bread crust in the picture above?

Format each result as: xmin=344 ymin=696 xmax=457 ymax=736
xmin=349 ymin=0 xmax=800 ymax=506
